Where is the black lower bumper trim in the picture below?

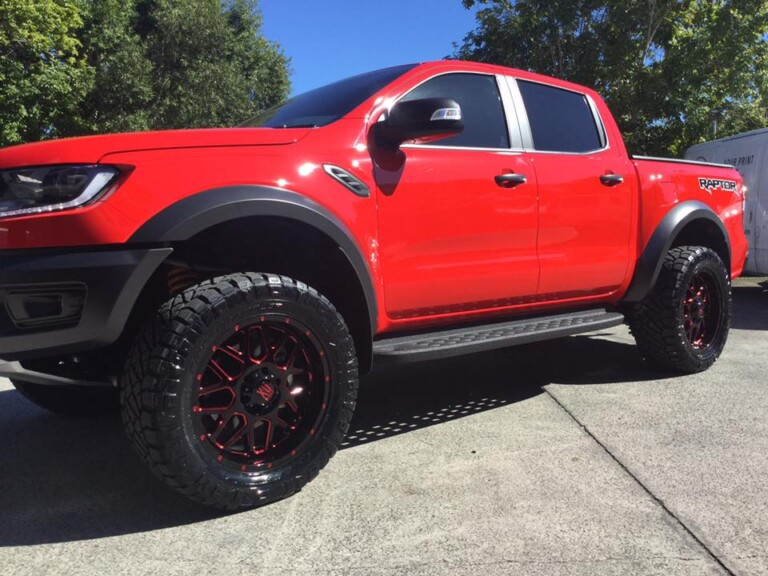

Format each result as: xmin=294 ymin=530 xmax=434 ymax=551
xmin=0 ymin=247 xmax=172 ymax=360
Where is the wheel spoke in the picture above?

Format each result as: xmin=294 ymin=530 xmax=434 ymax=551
xmin=686 ymin=322 xmax=695 ymax=342
xmin=263 ymin=419 xmax=273 ymax=449
xmin=221 ymin=424 xmax=248 ymax=450
xmin=269 ymin=331 xmax=292 ymax=364
xmin=193 ymin=315 xmax=330 ymax=467
xmin=248 ymin=326 xmax=269 ymax=363
xmin=690 ymin=323 xmax=700 ymax=344
xmin=209 ymin=359 xmax=237 ymax=382
xmin=212 ymin=410 xmax=248 ymax=448
xmin=269 ymin=413 xmax=292 ymax=431
xmin=279 ymin=342 xmax=298 ymax=369
xmin=197 ymin=385 xmax=235 ymax=412
xmin=218 ymin=344 xmax=245 ymax=364
xmin=245 ymin=426 xmax=256 ymax=454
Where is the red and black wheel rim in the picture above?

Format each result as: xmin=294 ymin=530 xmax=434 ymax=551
xmin=191 ymin=314 xmax=330 ymax=471
xmin=682 ymin=271 xmax=722 ymax=351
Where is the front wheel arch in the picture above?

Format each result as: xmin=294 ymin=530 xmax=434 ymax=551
xmin=126 ymin=185 xmax=377 ymax=373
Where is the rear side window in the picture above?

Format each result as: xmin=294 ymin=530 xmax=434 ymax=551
xmin=402 ymin=73 xmax=510 ymax=149
xmin=518 ymin=80 xmax=603 ymax=153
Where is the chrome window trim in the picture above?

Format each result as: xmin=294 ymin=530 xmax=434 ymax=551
xmin=496 ymin=74 xmax=524 ymax=150
xmin=505 ymin=76 xmax=534 ymax=150
xmin=511 ymin=76 xmax=611 ymax=155
xmin=585 ymin=93 xmax=608 ymax=149
xmin=633 ymin=155 xmax=734 ymax=169
xmin=400 ymin=144 xmax=525 ymax=153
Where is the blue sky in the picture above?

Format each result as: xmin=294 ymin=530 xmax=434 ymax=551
xmin=260 ymin=1 xmax=480 ymax=95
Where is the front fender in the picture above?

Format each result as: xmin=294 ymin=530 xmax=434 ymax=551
xmin=128 ymin=185 xmax=378 ymax=335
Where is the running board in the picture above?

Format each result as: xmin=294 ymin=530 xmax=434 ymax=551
xmin=373 ymin=309 xmax=625 ymax=363
xmin=0 ymin=360 xmax=114 ymax=388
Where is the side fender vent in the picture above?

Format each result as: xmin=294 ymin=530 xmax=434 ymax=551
xmin=323 ymin=164 xmax=370 ymax=197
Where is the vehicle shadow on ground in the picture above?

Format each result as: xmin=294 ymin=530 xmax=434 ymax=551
xmin=0 ymin=332 xmax=664 ymax=546
xmin=345 ymin=332 xmax=664 ymax=448
xmin=732 ymin=283 xmax=768 ymax=330
xmin=0 ymin=392 xmax=226 ymax=546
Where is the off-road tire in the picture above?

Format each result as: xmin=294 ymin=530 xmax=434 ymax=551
xmin=628 ymin=246 xmax=731 ymax=373
xmin=120 ymin=273 xmax=358 ymax=510
xmin=12 ymin=379 xmax=119 ymax=417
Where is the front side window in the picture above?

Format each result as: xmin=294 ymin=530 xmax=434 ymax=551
xmin=401 ymin=73 xmax=510 ymax=149
xmin=518 ymin=80 xmax=604 ymax=153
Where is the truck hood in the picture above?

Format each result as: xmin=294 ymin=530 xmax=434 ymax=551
xmin=0 ymin=127 xmax=312 ymax=168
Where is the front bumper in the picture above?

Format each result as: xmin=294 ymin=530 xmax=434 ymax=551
xmin=0 ymin=247 xmax=171 ymax=360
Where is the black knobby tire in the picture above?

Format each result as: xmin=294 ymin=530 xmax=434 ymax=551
xmin=12 ymin=379 xmax=119 ymax=417
xmin=628 ymin=246 xmax=731 ymax=373
xmin=120 ymin=273 xmax=358 ymax=510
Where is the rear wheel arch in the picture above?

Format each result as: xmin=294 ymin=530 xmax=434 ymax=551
xmin=623 ymin=201 xmax=730 ymax=303
xmin=127 ymin=186 xmax=377 ymax=372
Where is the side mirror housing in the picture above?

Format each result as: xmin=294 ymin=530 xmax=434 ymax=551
xmin=374 ymin=98 xmax=464 ymax=149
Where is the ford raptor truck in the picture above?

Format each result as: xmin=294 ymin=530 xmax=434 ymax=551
xmin=0 ymin=61 xmax=748 ymax=509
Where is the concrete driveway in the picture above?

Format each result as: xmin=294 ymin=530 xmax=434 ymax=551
xmin=1 ymin=278 xmax=766 ymax=575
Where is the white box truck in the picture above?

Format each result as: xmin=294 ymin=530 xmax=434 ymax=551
xmin=686 ymin=128 xmax=768 ymax=274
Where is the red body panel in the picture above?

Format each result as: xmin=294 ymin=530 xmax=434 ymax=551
xmin=376 ymin=148 xmax=539 ymax=319
xmin=0 ymin=61 xmax=748 ymax=338
xmin=632 ymin=158 xmax=748 ymax=277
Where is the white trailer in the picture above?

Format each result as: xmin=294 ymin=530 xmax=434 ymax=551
xmin=686 ymin=128 xmax=768 ymax=274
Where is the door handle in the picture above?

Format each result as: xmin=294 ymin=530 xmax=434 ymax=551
xmin=600 ymin=174 xmax=624 ymax=187
xmin=495 ymin=173 xmax=527 ymax=188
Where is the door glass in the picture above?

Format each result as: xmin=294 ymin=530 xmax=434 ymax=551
xmin=518 ymin=80 xmax=603 ymax=153
xmin=402 ymin=73 xmax=510 ymax=149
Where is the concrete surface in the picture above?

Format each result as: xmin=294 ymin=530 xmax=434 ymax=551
xmin=0 ymin=278 xmax=766 ymax=575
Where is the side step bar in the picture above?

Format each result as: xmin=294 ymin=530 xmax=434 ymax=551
xmin=373 ymin=309 xmax=625 ymax=363
xmin=0 ymin=360 xmax=113 ymax=388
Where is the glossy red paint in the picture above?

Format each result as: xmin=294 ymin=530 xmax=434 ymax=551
xmin=0 ymin=60 xmax=748 ymax=338
xmin=376 ymin=146 xmax=539 ymax=319
xmin=632 ymin=158 xmax=748 ymax=278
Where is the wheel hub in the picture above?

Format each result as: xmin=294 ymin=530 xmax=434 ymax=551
xmin=691 ymin=298 xmax=706 ymax=323
xmin=682 ymin=271 xmax=721 ymax=351
xmin=240 ymin=368 xmax=280 ymax=415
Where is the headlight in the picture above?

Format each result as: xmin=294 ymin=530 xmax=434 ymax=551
xmin=0 ymin=164 xmax=121 ymax=218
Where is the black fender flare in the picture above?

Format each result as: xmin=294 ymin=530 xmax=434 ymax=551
xmin=129 ymin=185 xmax=378 ymax=335
xmin=622 ymin=200 xmax=729 ymax=303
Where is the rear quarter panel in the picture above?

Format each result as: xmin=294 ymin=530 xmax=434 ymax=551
xmin=632 ymin=158 xmax=748 ymax=278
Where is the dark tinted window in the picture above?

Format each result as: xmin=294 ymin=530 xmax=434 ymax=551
xmin=402 ymin=73 xmax=509 ymax=149
xmin=518 ymin=80 xmax=603 ymax=153
xmin=243 ymin=64 xmax=417 ymax=128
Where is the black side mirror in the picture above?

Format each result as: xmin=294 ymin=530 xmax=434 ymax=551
xmin=374 ymin=97 xmax=464 ymax=149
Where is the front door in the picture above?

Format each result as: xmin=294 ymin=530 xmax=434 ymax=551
xmin=374 ymin=73 xmax=539 ymax=320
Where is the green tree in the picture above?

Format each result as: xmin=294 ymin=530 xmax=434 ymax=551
xmin=68 ymin=0 xmax=154 ymax=134
xmin=0 ymin=0 xmax=92 ymax=146
xmin=138 ymin=0 xmax=290 ymax=130
xmin=456 ymin=0 xmax=768 ymax=156
xmin=1 ymin=0 xmax=290 ymax=144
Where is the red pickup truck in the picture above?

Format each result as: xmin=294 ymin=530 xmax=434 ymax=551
xmin=0 ymin=61 xmax=748 ymax=509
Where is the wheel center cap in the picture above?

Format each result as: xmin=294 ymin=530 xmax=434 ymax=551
xmin=241 ymin=369 xmax=280 ymax=414
xmin=692 ymin=299 xmax=706 ymax=322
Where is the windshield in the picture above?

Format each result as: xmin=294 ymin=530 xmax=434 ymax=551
xmin=243 ymin=64 xmax=417 ymax=129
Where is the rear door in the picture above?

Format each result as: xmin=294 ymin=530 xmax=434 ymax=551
xmin=509 ymin=77 xmax=636 ymax=298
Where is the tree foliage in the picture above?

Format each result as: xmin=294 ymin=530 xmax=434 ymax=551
xmin=0 ymin=0 xmax=290 ymax=146
xmin=456 ymin=0 xmax=768 ymax=155
xmin=0 ymin=0 xmax=91 ymax=145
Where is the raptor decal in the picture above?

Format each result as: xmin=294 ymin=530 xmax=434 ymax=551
xmin=698 ymin=177 xmax=738 ymax=193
